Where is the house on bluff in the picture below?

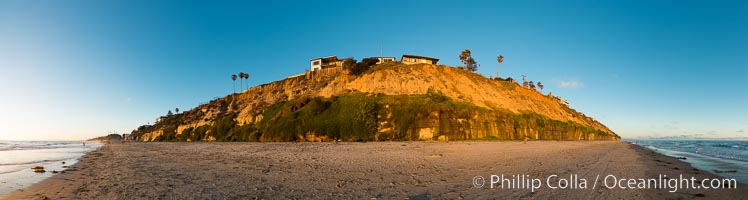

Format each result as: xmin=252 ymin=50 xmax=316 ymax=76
xmin=310 ymin=56 xmax=353 ymax=71
xmin=373 ymin=56 xmax=396 ymax=64
xmin=309 ymin=54 xmax=439 ymax=72
xmin=401 ymin=54 xmax=439 ymax=65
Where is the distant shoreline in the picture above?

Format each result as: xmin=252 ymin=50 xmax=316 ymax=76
xmin=3 ymin=141 xmax=747 ymax=199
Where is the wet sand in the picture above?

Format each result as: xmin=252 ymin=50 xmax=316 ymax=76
xmin=2 ymin=141 xmax=747 ymax=199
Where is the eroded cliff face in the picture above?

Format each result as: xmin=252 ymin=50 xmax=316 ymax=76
xmin=133 ymin=64 xmax=618 ymax=141
xmin=136 ymin=70 xmax=341 ymax=141
xmin=318 ymin=65 xmax=613 ymax=134
xmin=375 ymin=108 xmax=619 ymax=142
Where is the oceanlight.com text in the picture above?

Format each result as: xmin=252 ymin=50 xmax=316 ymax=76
xmin=472 ymin=174 xmax=737 ymax=192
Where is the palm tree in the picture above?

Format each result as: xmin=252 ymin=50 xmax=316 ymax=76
xmin=238 ymin=72 xmax=245 ymax=92
xmin=243 ymin=72 xmax=249 ymax=90
xmin=496 ymin=55 xmax=504 ymax=78
xmin=242 ymin=72 xmax=248 ymax=91
xmin=231 ymin=74 xmax=237 ymax=93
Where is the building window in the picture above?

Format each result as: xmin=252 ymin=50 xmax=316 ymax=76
xmin=313 ymin=61 xmax=320 ymax=65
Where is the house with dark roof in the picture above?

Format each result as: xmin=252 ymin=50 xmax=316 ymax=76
xmin=401 ymin=54 xmax=439 ymax=65
xmin=310 ymin=56 xmax=353 ymax=71
xmin=310 ymin=56 xmax=339 ymax=71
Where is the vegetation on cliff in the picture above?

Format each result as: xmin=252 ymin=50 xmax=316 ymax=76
xmin=131 ymin=61 xmax=619 ymax=142
xmin=140 ymin=90 xmax=615 ymax=142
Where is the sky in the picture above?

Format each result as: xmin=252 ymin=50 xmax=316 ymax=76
xmin=0 ymin=0 xmax=746 ymax=140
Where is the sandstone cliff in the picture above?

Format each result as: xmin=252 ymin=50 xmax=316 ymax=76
xmin=131 ymin=63 xmax=619 ymax=142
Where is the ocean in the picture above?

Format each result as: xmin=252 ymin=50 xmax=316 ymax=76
xmin=629 ymin=139 xmax=748 ymax=184
xmin=0 ymin=140 xmax=101 ymax=195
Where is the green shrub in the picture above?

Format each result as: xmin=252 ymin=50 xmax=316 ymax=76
xmin=211 ymin=114 xmax=237 ymax=141
xmin=179 ymin=127 xmax=194 ymax=141
xmin=154 ymin=124 xmax=178 ymax=142
xmin=191 ymin=125 xmax=210 ymax=141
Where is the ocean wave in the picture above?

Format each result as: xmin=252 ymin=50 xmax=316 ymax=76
xmin=0 ymin=141 xmax=88 ymax=152
xmin=631 ymin=139 xmax=748 ymax=163
xmin=0 ymin=157 xmax=72 ymax=166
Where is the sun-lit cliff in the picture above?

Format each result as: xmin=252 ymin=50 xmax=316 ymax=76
xmin=131 ymin=63 xmax=619 ymax=142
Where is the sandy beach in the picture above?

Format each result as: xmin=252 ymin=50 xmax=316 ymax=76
xmin=3 ymin=141 xmax=747 ymax=199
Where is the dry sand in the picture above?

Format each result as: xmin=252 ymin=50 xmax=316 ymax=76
xmin=3 ymin=141 xmax=746 ymax=199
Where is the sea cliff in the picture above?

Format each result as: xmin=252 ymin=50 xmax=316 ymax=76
xmin=131 ymin=63 xmax=619 ymax=141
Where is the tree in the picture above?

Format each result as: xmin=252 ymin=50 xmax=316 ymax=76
xmin=231 ymin=74 xmax=237 ymax=93
xmin=537 ymin=82 xmax=544 ymax=93
xmin=342 ymin=59 xmax=357 ymax=69
xmin=239 ymin=72 xmax=244 ymax=92
xmin=167 ymin=110 xmax=173 ymax=116
xmin=241 ymin=72 xmax=249 ymax=92
xmin=496 ymin=54 xmax=504 ymax=77
xmin=242 ymin=72 xmax=249 ymax=90
xmin=529 ymin=81 xmax=536 ymax=90
xmin=350 ymin=58 xmax=379 ymax=75
xmin=238 ymin=72 xmax=247 ymax=92
xmin=466 ymin=57 xmax=478 ymax=71
xmin=459 ymin=49 xmax=471 ymax=69
xmin=458 ymin=49 xmax=478 ymax=71
xmin=521 ymin=75 xmax=528 ymax=88
xmin=175 ymin=107 xmax=179 ymax=113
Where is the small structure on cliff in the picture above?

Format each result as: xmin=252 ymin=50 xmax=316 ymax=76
xmin=401 ymin=54 xmax=439 ymax=65
xmin=155 ymin=116 xmax=166 ymax=123
xmin=373 ymin=57 xmax=396 ymax=64
xmin=551 ymin=94 xmax=569 ymax=106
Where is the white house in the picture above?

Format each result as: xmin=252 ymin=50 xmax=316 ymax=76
xmin=310 ymin=56 xmax=349 ymax=71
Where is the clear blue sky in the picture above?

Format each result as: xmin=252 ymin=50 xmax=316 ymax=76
xmin=1 ymin=1 xmax=746 ymax=140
